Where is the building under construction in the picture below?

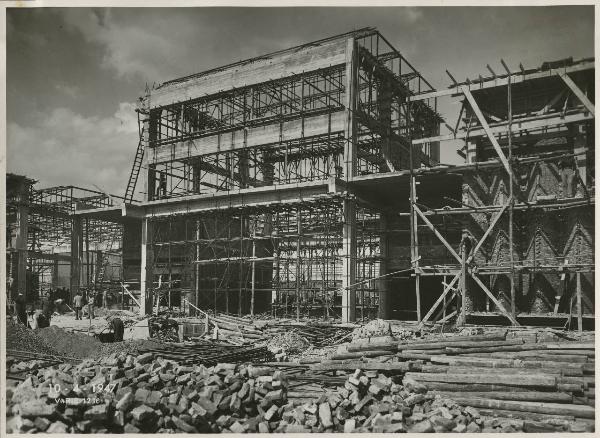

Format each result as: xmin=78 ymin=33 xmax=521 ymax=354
xmin=11 ymin=27 xmax=594 ymax=329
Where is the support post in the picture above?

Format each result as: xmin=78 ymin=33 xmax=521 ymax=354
xmin=251 ymin=225 xmax=256 ymax=318
xmin=295 ymin=211 xmax=302 ymax=322
xmin=507 ymin=69 xmax=516 ymax=320
xmin=194 ymin=219 xmax=201 ymax=316
xmin=378 ymin=214 xmax=390 ymax=319
xmin=577 ymin=272 xmax=583 ymax=333
xmin=342 ymin=198 xmax=357 ymax=323
xmin=457 ymin=237 xmax=467 ymax=326
xmin=140 ymin=218 xmax=153 ymax=316
xmin=70 ymin=215 xmax=83 ymax=303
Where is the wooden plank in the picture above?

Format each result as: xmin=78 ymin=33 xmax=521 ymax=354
xmin=412 ymin=205 xmax=461 ymax=263
xmin=560 ymin=73 xmax=595 ymax=116
xmin=150 ymin=111 xmax=346 ymax=164
xmin=463 ymin=88 xmax=512 ymax=176
xmin=149 ymin=38 xmax=347 ymax=108
xmin=471 ymin=273 xmax=520 ymax=326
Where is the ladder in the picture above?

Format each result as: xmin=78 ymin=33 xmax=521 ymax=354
xmin=94 ymin=231 xmax=119 ymax=295
xmin=124 ymin=126 xmax=146 ymax=203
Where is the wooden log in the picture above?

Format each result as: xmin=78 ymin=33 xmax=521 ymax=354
xmin=582 ymin=363 xmax=594 ymax=374
xmin=396 ymin=352 xmax=433 ymax=361
xmin=557 ymin=383 xmax=584 ymax=393
xmin=544 ymin=349 xmax=594 ymax=356
xmin=311 ymin=361 xmax=411 ymax=372
xmin=404 ymin=372 xmax=556 ymax=388
xmin=216 ymin=327 xmax=265 ymax=340
xmin=287 ymin=391 xmax=325 ymax=399
xmin=557 ymin=376 xmax=587 ymax=387
xmin=398 ymin=338 xmax=520 ymax=350
xmin=418 ymin=382 xmax=533 ymax=392
xmin=449 ymin=397 xmax=595 ymax=419
xmin=401 ymin=333 xmax=507 ymax=344
xmin=329 ymin=350 xmax=395 ymax=360
xmin=346 ymin=342 xmax=398 ymax=352
xmin=402 ymin=349 xmax=446 ymax=355
xmin=475 ymin=408 xmax=575 ymax=424
xmin=582 ymin=376 xmax=595 ymax=388
xmin=430 ymin=391 xmax=573 ymax=403
xmin=473 ymin=352 xmax=589 ymax=363
xmin=419 ymin=364 xmax=562 ymax=376
xmin=430 ymin=355 xmax=584 ymax=375
xmin=545 ymin=342 xmax=594 ymax=350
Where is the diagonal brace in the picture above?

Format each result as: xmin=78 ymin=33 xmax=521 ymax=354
xmin=412 ymin=205 xmax=461 ymax=263
xmin=417 ymin=273 xmax=460 ymax=328
xmin=560 ymin=73 xmax=595 ymax=116
xmin=471 ymin=273 xmax=520 ymax=326
xmin=467 ymin=199 xmax=511 ymax=264
xmin=462 ymin=87 xmax=512 ymax=176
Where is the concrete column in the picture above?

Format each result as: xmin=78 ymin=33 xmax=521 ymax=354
xmin=70 ymin=216 xmax=83 ymax=302
xmin=378 ymin=213 xmax=391 ymax=319
xmin=342 ymin=198 xmax=357 ymax=322
xmin=15 ymin=199 xmax=28 ymax=299
xmin=140 ymin=218 xmax=154 ymax=316
xmin=344 ymin=37 xmax=357 ymax=180
xmin=51 ymin=260 xmax=59 ymax=288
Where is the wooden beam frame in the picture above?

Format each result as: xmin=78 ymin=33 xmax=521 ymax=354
xmin=417 ymin=273 xmax=460 ymax=328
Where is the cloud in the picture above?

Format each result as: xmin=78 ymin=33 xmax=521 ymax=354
xmin=7 ymin=103 xmax=139 ymax=196
xmin=61 ymin=9 xmax=197 ymax=83
xmin=55 ymin=83 xmax=80 ymax=99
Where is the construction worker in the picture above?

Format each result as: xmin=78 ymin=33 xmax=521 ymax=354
xmin=73 ymin=290 xmax=84 ymax=320
xmin=14 ymin=292 xmax=27 ymax=326
xmin=87 ymin=289 xmax=96 ymax=319
xmin=110 ymin=317 xmax=124 ymax=342
xmin=42 ymin=291 xmax=54 ymax=324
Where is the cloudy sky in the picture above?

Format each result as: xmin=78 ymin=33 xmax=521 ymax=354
xmin=7 ymin=6 xmax=594 ymax=196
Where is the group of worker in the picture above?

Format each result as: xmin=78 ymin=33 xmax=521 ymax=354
xmin=13 ymin=289 xmax=125 ymax=342
xmin=13 ymin=288 xmax=99 ymax=328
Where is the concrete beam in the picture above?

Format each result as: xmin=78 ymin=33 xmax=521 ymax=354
xmin=149 ymin=111 xmax=346 ymax=164
xmin=147 ymin=38 xmax=347 ymax=109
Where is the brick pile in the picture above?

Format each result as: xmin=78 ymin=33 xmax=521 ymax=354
xmin=8 ymin=346 xmax=576 ymax=434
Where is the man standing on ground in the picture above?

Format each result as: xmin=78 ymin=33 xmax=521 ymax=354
xmin=110 ymin=317 xmax=124 ymax=341
xmin=42 ymin=291 xmax=54 ymax=325
xmin=73 ymin=290 xmax=83 ymax=320
xmin=15 ymin=292 xmax=27 ymax=326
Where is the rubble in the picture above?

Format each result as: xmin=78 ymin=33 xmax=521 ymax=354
xmin=6 ymin=318 xmax=61 ymax=356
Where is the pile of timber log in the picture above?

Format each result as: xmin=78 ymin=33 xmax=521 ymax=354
xmin=265 ymin=323 xmax=354 ymax=347
xmin=201 ymin=313 xmax=355 ymax=348
xmin=136 ymin=340 xmax=274 ymax=366
xmin=332 ymin=330 xmax=594 ymax=430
